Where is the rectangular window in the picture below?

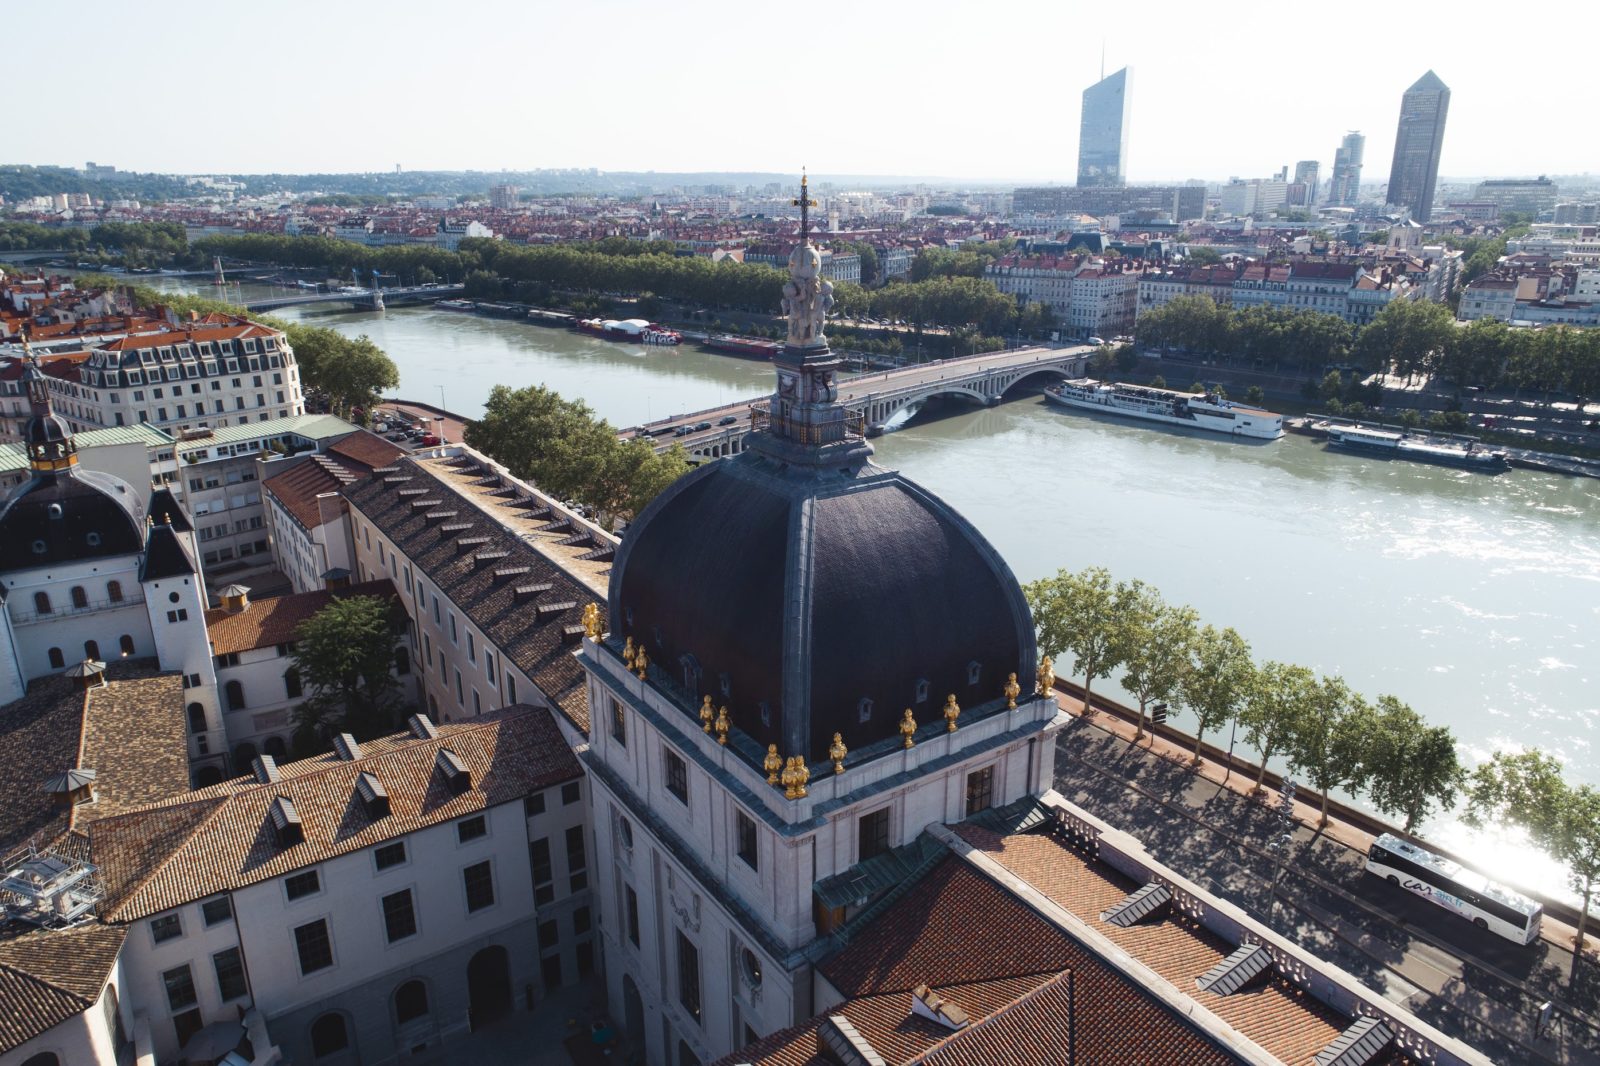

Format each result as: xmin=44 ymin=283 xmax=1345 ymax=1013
xmin=382 ymin=889 xmax=418 ymax=942
xmin=625 ymin=884 xmax=640 ymax=947
xmin=677 ymin=930 xmax=702 ymax=1022
xmin=664 ymin=749 xmax=688 ymax=805
xmin=455 ymin=669 xmax=464 ymax=705
xmin=530 ymin=838 xmax=554 ymax=906
xmin=284 ymin=869 xmax=320 ymax=900
xmin=472 ymin=688 xmax=481 ymax=714
xmin=457 ymin=814 xmax=488 ymax=843
xmin=294 ymin=919 xmax=333 ymax=975
xmin=150 ymin=913 xmax=182 ymax=943
xmin=467 ymin=631 xmax=476 ymax=662
xmin=213 ymin=947 xmax=247 ymax=1002
xmin=574 ymin=905 xmax=591 ymax=935
xmin=525 ymin=791 xmax=546 ymax=818
xmin=562 ymin=781 xmax=581 ymax=806
xmin=485 ymin=651 xmax=496 ymax=687
xmin=736 ymin=810 xmax=758 ymax=871
xmin=505 ymin=672 xmax=516 ymax=703
xmin=566 ymin=825 xmax=588 ymax=892
xmin=201 ymin=896 xmax=233 ymax=927
xmin=965 ymin=765 xmax=995 ymax=817
xmin=610 ymin=698 xmax=626 ymax=746
xmin=538 ymin=918 xmax=559 ymax=950
xmin=375 ymin=841 xmax=407 ymax=870
xmin=859 ymin=808 xmax=891 ymax=862
xmin=174 ymin=1008 xmax=203 ymax=1048
xmin=463 ymin=860 xmax=495 ymax=912
xmin=541 ymin=953 xmax=563 ymax=989
xmin=449 ymin=613 xmax=457 ymax=643
xmin=163 ymin=963 xmax=198 ymax=1011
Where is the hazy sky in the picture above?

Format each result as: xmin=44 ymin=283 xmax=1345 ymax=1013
xmin=13 ymin=0 xmax=1597 ymax=184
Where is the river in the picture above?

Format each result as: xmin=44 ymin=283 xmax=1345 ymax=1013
xmin=166 ymin=280 xmax=1600 ymax=898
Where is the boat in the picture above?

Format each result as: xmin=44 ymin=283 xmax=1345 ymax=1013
xmin=1042 ymin=379 xmax=1284 ymax=440
xmin=703 ymin=334 xmax=783 ymax=360
xmin=576 ymin=318 xmax=681 ymax=345
xmin=1324 ymin=424 xmax=1509 ymax=471
xmin=437 ymin=299 xmax=476 ymax=312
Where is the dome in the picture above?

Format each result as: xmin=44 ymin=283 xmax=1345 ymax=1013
xmin=610 ymin=451 xmax=1036 ymax=764
xmin=0 ymin=468 xmax=145 ymax=571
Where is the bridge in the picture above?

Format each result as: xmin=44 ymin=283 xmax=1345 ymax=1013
xmin=629 ymin=344 xmax=1094 ymax=460
xmin=244 ymin=284 xmax=464 ymax=313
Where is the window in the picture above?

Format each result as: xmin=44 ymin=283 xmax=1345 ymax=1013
xmin=167 ymin=608 xmax=189 ymax=623
xmin=664 ymin=749 xmax=688 ymax=805
xmin=467 ymin=631 xmax=475 ymax=662
xmin=574 ymin=905 xmax=591 ymax=935
xmin=224 ymin=680 xmax=245 ymax=711
xmin=566 ymin=825 xmax=588 ymax=892
xmin=33 ymin=591 xmax=51 ymax=616
xmin=463 ymin=860 xmax=495 ymax=911
xmin=394 ymin=979 xmax=429 ymax=1025
xmin=162 ymin=963 xmax=197 ymax=1011
xmin=84 ymin=639 xmax=100 ymax=662
xmin=294 ymin=919 xmax=333 ymax=974
xmin=284 ymin=669 xmax=302 ymax=699
xmin=538 ymin=919 xmax=559 ymax=950
xmin=119 ymin=634 xmax=135 ymax=656
xmin=859 ymin=808 xmax=891 ymax=862
xmin=525 ymin=791 xmax=546 ymax=817
xmin=185 ymin=702 xmax=206 ymax=734
xmin=457 ymin=815 xmax=487 ymax=843
xmin=47 ymin=647 xmax=65 ymax=669
xmin=611 ymin=698 xmax=626 ymax=746
xmin=736 ymin=810 xmax=758 ymax=871
xmin=382 ymin=889 xmax=418 ymax=942
xmin=375 ymin=841 xmax=407 ymax=870
xmin=965 ymin=766 xmax=995 ymax=817
xmin=70 ymin=585 xmax=88 ymax=609
xmin=201 ymin=896 xmax=232 ymax=927
xmin=505 ymin=672 xmax=516 ymax=703
xmin=677 ymin=930 xmax=702 ymax=1022
xmin=150 ymin=913 xmax=182 ymax=943
xmin=530 ymin=839 xmax=554 ymax=906
xmin=562 ymin=781 xmax=581 ymax=806
xmin=213 ymin=947 xmax=247 ymax=1001
xmin=625 ymin=884 xmax=640 ymax=947
xmin=310 ymin=1013 xmax=349 ymax=1058
xmin=541 ymin=953 xmax=563 ymax=989
xmin=284 ymin=869 xmax=321 ymax=900
xmin=174 ymin=1008 xmax=204 ymax=1048
xmin=449 ymin=613 xmax=457 ymax=643
xmin=472 ymin=688 xmax=481 ymax=714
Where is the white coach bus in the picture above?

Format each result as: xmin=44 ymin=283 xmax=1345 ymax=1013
xmin=1365 ymin=833 xmax=1543 ymax=945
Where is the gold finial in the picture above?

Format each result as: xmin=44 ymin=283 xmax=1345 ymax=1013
xmin=943 ymin=694 xmax=961 ymax=733
xmin=699 ymin=695 xmax=714 ymax=733
xmin=714 ymin=705 xmax=730 ymax=745
xmin=763 ymin=743 xmax=783 ymax=784
xmin=1004 ymin=672 xmax=1021 ymax=710
xmin=1036 ymin=655 xmax=1056 ymax=696
xmin=582 ymin=602 xmax=604 ymax=640
xmin=634 ymin=648 xmax=649 ymax=680
xmin=829 ymin=732 xmax=848 ymax=774
xmin=622 ymin=636 xmax=636 ymax=669
xmin=146 ymin=513 xmax=154 ymax=528
xmin=900 ymin=708 xmax=917 ymax=749
xmin=782 ymin=756 xmax=810 ymax=800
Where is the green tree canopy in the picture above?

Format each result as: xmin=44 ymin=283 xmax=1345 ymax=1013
xmin=1240 ymin=660 xmax=1316 ymax=793
xmin=1365 ymin=695 xmax=1462 ymax=835
xmin=290 ymin=594 xmax=406 ymax=754
xmin=1178 ymin=625 xmax=1254 ymax=764
xmin=1116 ymin=586 xmax=1199 ymax=739
xmin=285 ymin=326 xmax=399 ymax=419
xmin=1023 ymin=566 xmax=1125 ymax=718
xmin=1287 ymin=676 xmax=1375 ymax=825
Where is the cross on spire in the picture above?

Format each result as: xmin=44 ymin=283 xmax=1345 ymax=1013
xmin=792 ymin=169 xmax=818 ymax=245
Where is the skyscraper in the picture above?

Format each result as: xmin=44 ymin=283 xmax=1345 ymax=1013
xmin=1291 ymin=160 xmax=1321 ymax=206
xmin=1329 ymin=132 xmax=1365 ymax=206
xmin=1078 ymin=66 xmax=1131 ymax=187
xmin=1386 ymin=71 xmax=1450 ymax=221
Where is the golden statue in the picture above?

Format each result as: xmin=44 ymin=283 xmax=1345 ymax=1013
xmin=634 ymin=648 xmax=649 ymax=680
xmin=1004 ymin=672 xmax=1021 ymax=709
xmin=1037 ymin=655 xmax=1055 ymax=696
xmin=781 ymin=756 xmax=810 ymax=800
xmin=582 ymin=602 xmax=604 ymax=640
xmin=828 ymin=732 xmax=848 ymax=774
xmin=763 ymin=743 xmax=783 ymax=784
xmin=900 ymin=708 xmax=917 ymax=749
xmin=714 ymin=705 xmax=730 ymax=745
xmin=699 ymin=695 xmax=714 ymax=733
xmin=944 ymin=694 xmax=961 ymax=733
xmin=622 ymin=636 xmax=636 ymax=669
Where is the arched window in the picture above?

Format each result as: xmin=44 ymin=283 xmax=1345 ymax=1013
xmin=84 ymin=640 xmax=101 ymax=662
xmin=70 ymin=586 xmax=89 ymax=609
xmin=284 ymin=669 xmax=302 ymax=699
xmin=33 ymin=591 xmax=51 ymax=616
xmin=106 ymin=580 xmax=123 ymax=604
xmin=967 ymin=660 xmax=982 ymax=686
xmin=394 ymin=980 xmax=429 ymax=1025
xmin=264 ymin=736 xmax=288 ymax=759
xmin=233 ymin=742 xmax=257 ymax=769
xmin=857 ymin=697 xmax=873 ymax=723
xmin=119 ymin=634 xmax=135 ymax=657
xmin=48 ymin=647 xmax=65 ymax=669
xmin=21 ymin=1053 xmax=61 ymax=1066
xmin=393 ymin=647 xmax=410 ymax=676
xmin=187 ymin=703 xmax=206 ymax=734
xmin=310 ymin=1012 xmax=349 ymax=1058
xmin=224 ymin=680 xmax=245 ymax=711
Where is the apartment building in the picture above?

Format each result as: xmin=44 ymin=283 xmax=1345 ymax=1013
xmin=986 ymin=255 xmax=1140 ymax=337
xmin=261 ymin=432 xmax=406 ymax=594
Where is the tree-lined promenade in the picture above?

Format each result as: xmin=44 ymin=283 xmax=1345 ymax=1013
xmin=1027 ymin=565 xmax=1598 ymax=983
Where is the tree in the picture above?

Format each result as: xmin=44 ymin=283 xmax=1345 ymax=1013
xmin=1244 ymin=386 xmax=1265 ymax=405
xmin=1288 ymin=676 xmax=1375 ymax=826
xmin=1354 ymin=299 xmax=1455 ymax=385
xmin=285 ymin=326 xmax=399 ymax=419
xmin=290 ymin=595 xmax=404 ymax=753
xmin=1023 ymin=567 xmax=1125 ymax=719
xmin=1183 ymin=246 xmax=1222 ymax=266
xmin=1179 ymin=625 xmax=1254 ymax=765
xmin=1466 ymin=750 xmax=1600 ymax=982
xmin=1365 ymin=695 xmax=1462 ymax=835
xmin=1117 ymin=587 xmax=1198 ymax=740
xmin=1239 ymin=661 xmax=1316 ymax=793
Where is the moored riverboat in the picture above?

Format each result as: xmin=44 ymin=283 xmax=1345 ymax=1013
xmin=1043 ymin=378 xmax=1284 ymax=440
xmin=576 ymin=318 xmax=681 ymax=345
xmin=703 ymin=334 xmax=783 ymax=360
xmin=1324 ymin=424 xmax=1510 ymax=471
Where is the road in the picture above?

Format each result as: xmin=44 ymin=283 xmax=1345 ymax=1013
xmin=1052 ymin=704 xmax=1599 ymax=1064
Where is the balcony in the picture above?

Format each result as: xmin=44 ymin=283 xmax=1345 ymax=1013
xmin=10 ymin=591 xmax=145 ymax=626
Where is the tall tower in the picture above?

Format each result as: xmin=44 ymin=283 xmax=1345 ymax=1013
xmin=1078 ymin=67 xmax=1132 ymax=187
xmin=1330 ymin=132 xmax=1366 ymax=206
xmin=1293 ymin=160 xmax=1321 ymax=206
xmin=1386 ymin=71 xmax=1450 ymax=221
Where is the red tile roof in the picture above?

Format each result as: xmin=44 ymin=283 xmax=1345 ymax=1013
xmin=203 ymin=578 xmax=399 ymax=655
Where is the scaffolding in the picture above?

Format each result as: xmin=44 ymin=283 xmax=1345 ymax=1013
xmin=0 ymin=844 xmax=104 ymax=928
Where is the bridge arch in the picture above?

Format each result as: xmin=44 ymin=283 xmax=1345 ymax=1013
xmin=1001 ymin=366 xmax=1075 ymax=397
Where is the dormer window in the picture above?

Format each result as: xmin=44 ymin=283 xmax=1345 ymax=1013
xmin=967 ymin=661 xmax=982 ymax=686
xmin=719 ymin=673 xmax=732 ymax=700
xmin=915 ymin=678 xmax=930 ymax=704
xmin=857 ymin=697 xmax=873 ymax=723
xmin=270 ymin=795 xmax=304 ymax=847
xmin=758 ymin=701 xmax=771 ymax=728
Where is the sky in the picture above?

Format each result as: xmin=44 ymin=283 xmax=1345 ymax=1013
xmin=12 ymin=0 xmax=1598 ymax=184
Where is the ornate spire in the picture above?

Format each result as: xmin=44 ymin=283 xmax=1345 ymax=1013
xmin=20 ymin=330 xmax=78 ymax=475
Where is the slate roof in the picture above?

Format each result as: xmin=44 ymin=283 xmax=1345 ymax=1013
xmin=342 ymin=457 xmax=598 ymax=733
xmin=90 ymin=705 xmax=580 ymax=922
xmin=0 ymin=466 xmax=146 ymax=572
xmin=140 ymin=521 xmax=198 ymax=581
xmin=202 ymin=578 xmax=398 ymax=655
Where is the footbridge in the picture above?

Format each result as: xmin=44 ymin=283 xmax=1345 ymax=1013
xmin=629 ymin=344 xmax=1093 ymax=461
xmin=245 ymin=284 xmax=464 ymax=313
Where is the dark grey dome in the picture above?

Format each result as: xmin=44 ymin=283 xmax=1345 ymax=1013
xmin=0 ymin=469 xmax=145 ymax=570
xmin=610 ymin=450 xmax=1036 ymax=763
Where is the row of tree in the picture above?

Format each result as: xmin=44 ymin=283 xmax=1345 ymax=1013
xmin=1026 ymin=565 xmax=1597 ymax=979
xmin=464 ymin=384 xmax=689 ymax=525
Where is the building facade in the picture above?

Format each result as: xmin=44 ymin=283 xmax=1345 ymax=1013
xmin=1078 ymin=67 xmax=1132 ymax=187
xmin=1329 ymin=131 xmax=1365 ymax=206
xmin=1385 ymin=71 xmax=1450 ymax=221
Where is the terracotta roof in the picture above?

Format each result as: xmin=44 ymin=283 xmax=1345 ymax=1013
xmin=202 ymin=578 xmax=399 ymax=655
xmin=262 ymin=453 xmax=363 ymax=531
xmin=325 ymin=429 xmax=406 ymax=471
xmin=90 ymin=705 xmax=580 ymax=922
xmin=97 ymin=320 xmax=276 ymax=351
xmin=0 ymin=921 xmax=127 ymax=1054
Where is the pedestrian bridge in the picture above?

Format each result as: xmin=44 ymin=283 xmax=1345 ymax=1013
xmin=631 ymin=344 xmax=1094 ymax=460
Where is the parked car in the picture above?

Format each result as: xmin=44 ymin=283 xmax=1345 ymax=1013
xmin=418 ymin=433 xmax=441 ymax=446
xmin=717 ymin=415 xmax=738 ymax=426
xmin=694 ymin=421 xmax=712 ymax=431
xmin=673 ymin=425 xmax=693 ymax=437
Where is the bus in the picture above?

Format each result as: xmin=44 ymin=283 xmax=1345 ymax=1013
xmin=1365 ymin=833 xmax=1542 ymax=945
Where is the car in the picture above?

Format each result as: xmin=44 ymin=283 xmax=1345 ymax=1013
xmin=418 ymin=433 xmax=441 ymax=446
xmin=694 ymin=421 xmax=712 ymax=432
xmin=648 ymin=425 xmax=676 ymax=437
xmin=373 ymin=421 xmax=389 ymax=432
xmin=717 ymin=415 xmax=738 ymax=426
xmin=673 ymin=425 xmax=693 ymax=437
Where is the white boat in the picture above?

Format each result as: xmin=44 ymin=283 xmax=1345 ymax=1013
xmin=1043 ymin=378 xmax=1283 ymax=440
xmin=1324 ymin=424 xmax=1509 ymax=471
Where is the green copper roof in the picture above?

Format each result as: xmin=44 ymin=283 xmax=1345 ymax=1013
xmin=174 ymin=414 xmax=358 ymax=451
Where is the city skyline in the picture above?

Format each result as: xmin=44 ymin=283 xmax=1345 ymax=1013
xmin=1078 ymin=67 xmax=1132 ymax=187
xmin=1386 ymin=71 xmax=1452 ymax=221
xmin=6 ymin=0 xmax=1599 ymax=183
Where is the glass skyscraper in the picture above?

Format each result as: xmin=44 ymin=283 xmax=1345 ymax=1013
xmin=1386 ymin=71 xmax=1450 ymax=221
xmin=1330 ymin=132 xmax=1365 ymax=206
xmin=1078 ymin=67 xmax=1131 ymax=188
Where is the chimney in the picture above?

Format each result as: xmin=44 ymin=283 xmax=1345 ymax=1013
xmin=218 ymin=584 xmax=251 ymax=613
xmin=910 ymin=984 xmax=969 ymax=1031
